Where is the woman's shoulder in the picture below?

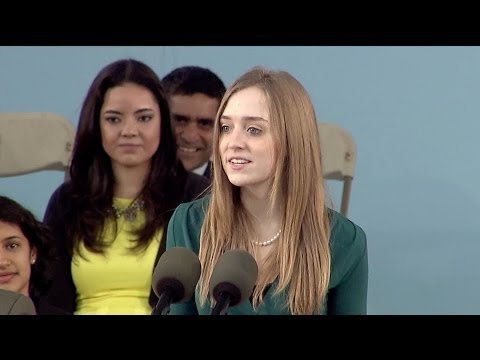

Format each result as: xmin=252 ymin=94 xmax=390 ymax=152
xmin=167 ymin=196 xmax=210 ymax=252
xmin=47 ymin=181 xmax=73 ymax=204
xmin=175 ymin=195 xmax=210 ymax=219
xmin=328 ymin=209 xmax=367 ymax=257
xmin=44 ymin=182 xmax=73 ymax=221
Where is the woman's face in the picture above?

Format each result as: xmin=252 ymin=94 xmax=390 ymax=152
xmin=219 ymin=86 xmax=276 ymax=197
xmin=100 ymin=82 xmax=161 ymax=173
xmin=0 ymin=221 xmax=36 ymax=297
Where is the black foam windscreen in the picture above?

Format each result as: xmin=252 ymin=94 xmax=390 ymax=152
xmin=209 ymin=249 xmax=258 ymax=307
xmin=152 ymin=247 xmax=201 ymax=303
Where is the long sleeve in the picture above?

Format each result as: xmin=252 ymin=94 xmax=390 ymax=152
xmin=165 ymin=204 xmax=200 ymax=315
xmin=42 ymin=184 xmax=77 ymax=314
xmin=327 ymin=218 xmax=368 ymax=315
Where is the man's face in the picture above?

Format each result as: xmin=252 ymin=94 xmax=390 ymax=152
xmin=169 ymin=93 xmax=220 ymax=171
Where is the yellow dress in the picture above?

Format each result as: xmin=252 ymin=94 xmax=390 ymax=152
xmin=72 ymin=197 xmax=161 ymax=315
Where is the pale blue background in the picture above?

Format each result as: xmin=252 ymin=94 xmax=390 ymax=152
xmin=1 ymin=46 xmax=479 ymax=314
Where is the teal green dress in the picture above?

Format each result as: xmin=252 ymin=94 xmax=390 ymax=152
xmin=166 ymin=196 xmax=368 ymax=315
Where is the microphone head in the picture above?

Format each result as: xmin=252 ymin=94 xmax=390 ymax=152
xmin=152 ymin=247 xmax=201 ymax=303
xmin=209 ymin=249 xmax=258 ymax=307
xmin=0 ymin=289 xmax=37 ymax=315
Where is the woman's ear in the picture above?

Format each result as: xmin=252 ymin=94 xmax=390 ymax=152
xmin=30 ymin=247 xmax=37 ymax=265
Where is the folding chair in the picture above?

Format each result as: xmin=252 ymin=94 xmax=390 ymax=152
xmin=318 ymin=122 xmax=356 ymax=217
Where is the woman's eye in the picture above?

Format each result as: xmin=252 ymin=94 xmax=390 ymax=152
xmin=220 ymin=125 xmax=230 ymax=133
xmin=7 ymin=243 xmax=19 ymax=250
xmin=105 ymin=117 xmax=120 ymax=123
xmin=247 ymin=127 xmax=261 ymax=135
xmin=138 ymin=115 xmax=152 ymax=122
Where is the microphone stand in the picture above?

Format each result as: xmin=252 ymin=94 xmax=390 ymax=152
xmin=211 ymin=292 xmax=231 ymax=315
xmin=152 ymin=286 xmax=175 ymax=315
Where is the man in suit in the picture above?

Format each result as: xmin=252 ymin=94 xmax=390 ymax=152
xmin=162 ymin=66 xmax=226 ymax=180
xmin=0 ymin=288 xmax=36 ymax=315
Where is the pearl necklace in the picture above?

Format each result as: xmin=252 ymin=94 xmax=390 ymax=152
xmin=252 ymin=229 xmax=282 ymax=247
xmin=111 ymin=198 xmax=144 ymax=222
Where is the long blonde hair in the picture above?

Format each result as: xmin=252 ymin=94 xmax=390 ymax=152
xmin=198 ymin=67 xmax=331 ymax=315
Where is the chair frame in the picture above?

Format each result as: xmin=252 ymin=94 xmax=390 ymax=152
xmin=317 ymin=122 xmax=356 ymax=217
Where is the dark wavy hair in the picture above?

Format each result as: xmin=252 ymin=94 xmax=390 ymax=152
xmin=68 ymin=58 xmax=188 ymax=255
xmin=0 ymin=196 xmax=56 ymax=306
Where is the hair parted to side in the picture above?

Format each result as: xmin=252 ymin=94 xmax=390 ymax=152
xmin=198 ymin=66 xmax=332 ymax=315
xmin=0 ymin=196 xmax=56 ymax=307
xmin=67 ymin=58 xmax=187 ymax=256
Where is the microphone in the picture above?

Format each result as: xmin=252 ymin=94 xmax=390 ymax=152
xmin=151 ymin=247 xmax=201 ymax=315
xmin=209 ymin=250 xmax=258 ymax=315
xmin=0 ymin=289 xmax=37 ymax=315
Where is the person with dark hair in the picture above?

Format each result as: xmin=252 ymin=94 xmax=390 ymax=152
xmin=167 ymin=67 xmax=368 ymax=315
xmin=162 ymin=66 xmax=226 ymax=179
xmin=0 ymin=195 xmax=67 ymax=314
xmin=43 ymin=59 xmax=209 ymax=315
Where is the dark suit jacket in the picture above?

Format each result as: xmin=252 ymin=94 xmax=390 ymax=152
xmin=0 ymin=289 xmax=37 ymax=315
xmin=43 ymin=172 xmax=210 ymax=314
xmin=203 ymin=160 xmax=212 ymax=180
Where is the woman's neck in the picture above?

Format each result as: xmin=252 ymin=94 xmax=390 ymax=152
xmin=241 ymin=187 xmax=283 ymax=225
xmin=112 ymin=163 xmax=149 ymax=199
xmin=241 ymin=187 xmax=284 ymax=270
